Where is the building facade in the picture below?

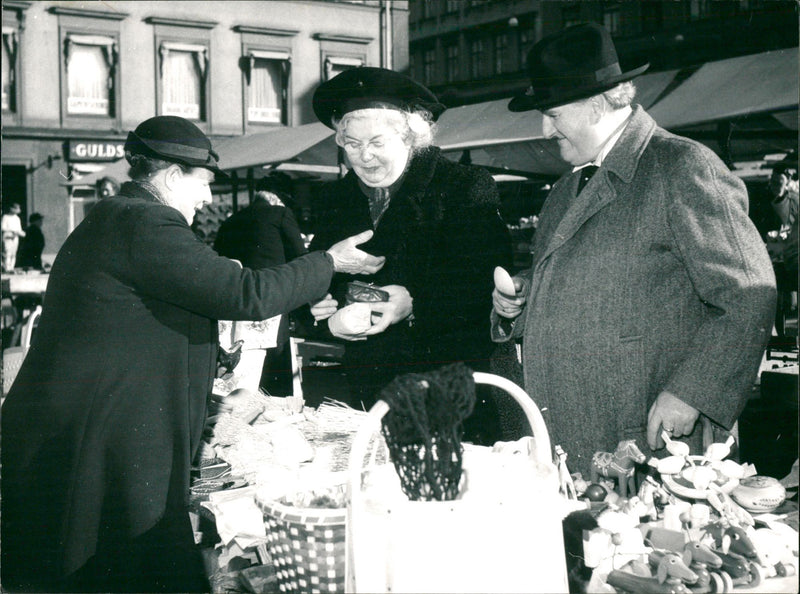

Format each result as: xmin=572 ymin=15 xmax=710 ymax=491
xmin=2 ymin=0 xmax=408 ymax=261
xmin=409 ymin=0 xmax=798 ymax=107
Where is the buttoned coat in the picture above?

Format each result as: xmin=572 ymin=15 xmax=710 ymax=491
xmin=310 ymin=146 xmax=511 ymax=407
xmin=1 ymin=182 xmax=333 ymax=587
xmin=494 ymin=106 xmax=776 ymax=476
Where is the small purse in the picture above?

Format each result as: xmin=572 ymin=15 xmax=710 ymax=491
xmin=345 ymin=281 xmax=390 ymax=305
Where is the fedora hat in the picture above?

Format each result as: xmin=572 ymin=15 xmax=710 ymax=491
xmin=124 ymin=115 xmax=226 ymax=177
xmin=509 ymin=23 xmax=649 ymax=112
xmin=313 ymin=66 xmax=446 ymax=129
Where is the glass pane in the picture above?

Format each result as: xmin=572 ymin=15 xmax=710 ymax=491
xmin=248 ymin=59 xmax=282 ymax=123
xmin=163 ymin=50 xmax=201 ymax=120
xmin=67 ymin=44 xmax=109 ymax=115
xmin=2 ymin=37 xmax=10 ymax=111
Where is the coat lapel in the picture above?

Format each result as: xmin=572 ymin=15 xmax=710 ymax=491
xmin=537 ymin=106 xmax=657 ymax=265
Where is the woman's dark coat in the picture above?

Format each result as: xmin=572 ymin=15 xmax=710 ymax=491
xmin=310 ymin=146 xmax=512 ymax=407
xmin=1 ymin=182 xmax=333 ymax=587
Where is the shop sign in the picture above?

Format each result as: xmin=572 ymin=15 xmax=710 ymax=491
xmin=68 ymin=140 xmax=125 ymax=162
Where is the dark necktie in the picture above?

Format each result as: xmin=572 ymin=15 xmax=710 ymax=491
xmin=577 ymin=165 xmax=599 ymax=194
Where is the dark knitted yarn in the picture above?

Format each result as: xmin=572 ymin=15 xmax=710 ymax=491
xmin=377 ymin=362 xmax=475 ymax=501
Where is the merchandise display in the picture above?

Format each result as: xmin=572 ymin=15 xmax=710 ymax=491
xmin=191 ymin=364 xmax=798 ymax=594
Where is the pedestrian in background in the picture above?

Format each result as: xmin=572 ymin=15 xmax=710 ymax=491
xmin=492 ymin=23 xmax=776 ymax=477
xmin=1 ymin=202 xmax=26 ymax=272
xmin=17 ymin=212 xmax=46 ymax=270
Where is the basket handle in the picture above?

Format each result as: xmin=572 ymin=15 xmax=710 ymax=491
xmin=345 ymin=372 xmax=553 ymax=593
xmin=347 ymin=372 xmax=552 ymax=492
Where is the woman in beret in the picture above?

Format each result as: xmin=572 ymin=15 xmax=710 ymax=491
xmin=1 ymin=115 xmax=383 ymax=593
xmin=309 ymin=67 xmax=512 ymax=441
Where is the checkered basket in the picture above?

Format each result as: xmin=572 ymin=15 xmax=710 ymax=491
xmin=257 ymin=498 xmax=347 ymax=593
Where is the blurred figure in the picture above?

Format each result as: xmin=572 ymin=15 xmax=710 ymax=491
xmin=97 ymin=175 xmax=121 ymax=199
xmin=17 ymin=212 xmax=46 ymax=270
xmin=1 ymin=202 xmax=26 ymax=272
xmin=767 ymin=151 xmax=798 ymax=336
xmin=214 ymin=175 xmax=308 ymax=394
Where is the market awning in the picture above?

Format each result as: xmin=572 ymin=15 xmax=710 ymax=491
xmin=648 ymin=48 xmax=798 ymax=129
xmin=438 ymin=67 xmax=681 ymax=178
xmin=215 ymin=122 xmax=334 ymax=173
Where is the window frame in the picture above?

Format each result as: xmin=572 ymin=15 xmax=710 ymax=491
xmin=2 ymin=24 xmax=20 ymax=118
xmin=53 ymin=7 xmax=126 ymax=130
xmin=314 ymin=33 xmax=372 ymax=88
xmin=235 ymin=25 xmax=298 ymax=132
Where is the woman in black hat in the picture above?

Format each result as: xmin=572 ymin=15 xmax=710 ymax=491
xmin=308 ymin=67 xmax=512 ymax=440
xmin=1 ymin=115 xmax=384 ymax=593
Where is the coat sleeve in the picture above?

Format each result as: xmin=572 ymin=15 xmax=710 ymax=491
xmin=127 ymin=206 xmax=333 ymax=321
xmin=661 ymin=145 xmax=776 ymax=427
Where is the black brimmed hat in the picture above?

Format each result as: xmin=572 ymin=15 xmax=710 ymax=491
xmin=312 ymin=66 xmax=446 ymax=129
xmin=509 ymin=23 xmax=649 ymax=112
xmin=124 ymin=116 xmax=225 ymax=177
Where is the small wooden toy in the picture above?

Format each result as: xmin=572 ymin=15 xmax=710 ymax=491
xmin=591 ymin=440 xmax=647 ymax=498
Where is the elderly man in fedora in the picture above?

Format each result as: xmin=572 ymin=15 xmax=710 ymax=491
xmin=492 ymin=23 xmax=776 ymax=478
xmin=2 ymin=115 xmax=384 ymax=593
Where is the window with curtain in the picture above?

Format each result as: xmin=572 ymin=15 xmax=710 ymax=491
xmin=247 ymin=52 xmax=288 ymax=124
xmin=65 ymin=35 xmax=115 ymax=116
xmin=2 ymin=28 xmax=16 ymax=112
xmin=324 ymin=56 xmax=362 ymax=82
xmin=160 ymin=42 xmax=206 ymax=120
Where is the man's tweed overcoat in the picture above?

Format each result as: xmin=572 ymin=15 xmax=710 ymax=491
xmin=1 ymin=182 xmax=333 ymax=587
xmin=495 ymin=106 xmax=776 ymax=476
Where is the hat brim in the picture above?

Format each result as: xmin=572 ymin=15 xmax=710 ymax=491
xmin=508 ymin=63 xmax=649 ymax=112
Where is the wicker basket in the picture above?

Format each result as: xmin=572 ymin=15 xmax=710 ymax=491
xmin=257 ymin=498 xmax=347 ymax=593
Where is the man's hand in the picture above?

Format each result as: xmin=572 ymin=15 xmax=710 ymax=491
xmin=310 ymin=294 xmax=338 ymax=321
xmin=492 ymin=276 xmax=529 ymax=319
xmin=327 ymin=230 xmax=385 ymax=275
xmin=646 ymin=390 xmax=700 ymax=450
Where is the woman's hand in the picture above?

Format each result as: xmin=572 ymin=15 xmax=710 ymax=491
xmin=360 ymin=285 xmax=413 ymax=335
xmin=492 ymin=276 xmax=529 ymax=319
xmin=310 ymin=294 xmax=338 ymax=321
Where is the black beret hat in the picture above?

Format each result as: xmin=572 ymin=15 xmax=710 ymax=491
xmin=312 ymin=66 xmax=446 ymax=129
xmin=124 ymin=115 xmax=225 ymax=176
xmin=509 ymin=23 xmax=648 ymax=112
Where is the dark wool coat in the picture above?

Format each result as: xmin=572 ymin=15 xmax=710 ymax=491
xmin=213 ymin=198 xmax=306 ymax=269
xmin=17 ymin=224 xmax=45 ymax=269
xmin=493 ymin=106 xmax=776 ymax=477
xmin=310 ymin=146 xmax=512 ymax=406
xmin=1 ymin=182 xmax=333 ymax=587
